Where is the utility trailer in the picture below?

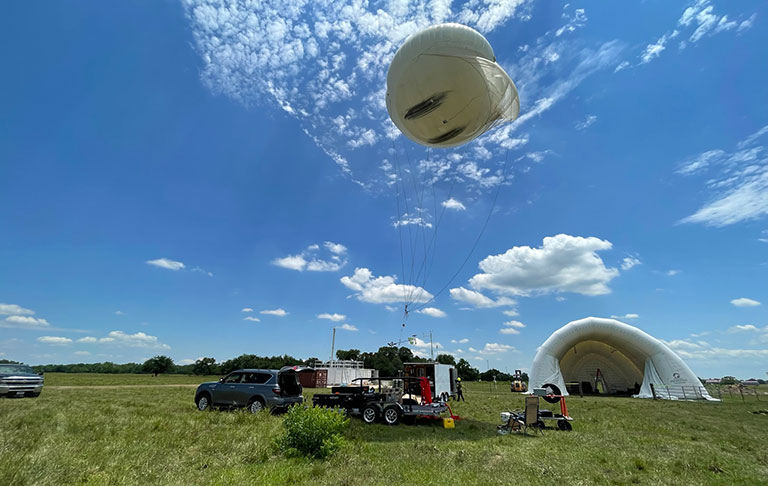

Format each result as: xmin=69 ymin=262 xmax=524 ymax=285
xmin=403 ymin=362 xmax=458 ymax=401
xmin=311 ymin=376 xmax=459 ymax=425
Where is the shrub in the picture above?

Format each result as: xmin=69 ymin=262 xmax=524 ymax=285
xmin=276 ymin=406 xmax=349 ymax=459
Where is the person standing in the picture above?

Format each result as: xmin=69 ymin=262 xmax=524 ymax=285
xmin=456 ymin=377 xmax=465 ymax=402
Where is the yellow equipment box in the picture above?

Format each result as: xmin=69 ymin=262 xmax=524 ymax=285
xmin=443 ymin=418 xmax=455 ymax=429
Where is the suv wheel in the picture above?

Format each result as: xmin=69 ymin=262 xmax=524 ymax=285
xmin=196 ymin=393 xmax=211 ymax=411
xmin=382 ymin=406 xmax=400 ymax=425
xmin=362 ymin=405 xmax=378 ymax=424
xmin=248 ymin=399 xmax=265 ymax=414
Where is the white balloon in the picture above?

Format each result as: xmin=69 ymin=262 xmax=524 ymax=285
xmin=386 ymin=23 xmax=519 ymax=148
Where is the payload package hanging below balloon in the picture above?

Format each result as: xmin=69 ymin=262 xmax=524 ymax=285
xmin=386 ymin=23 xmax=520 ymax=148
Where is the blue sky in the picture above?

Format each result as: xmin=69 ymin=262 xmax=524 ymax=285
xmin=1 ymin=0 xmax=767 ymax=378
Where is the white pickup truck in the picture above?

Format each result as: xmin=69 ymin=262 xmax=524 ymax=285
xmin=0 ymin=363 xmax=44 ymax=398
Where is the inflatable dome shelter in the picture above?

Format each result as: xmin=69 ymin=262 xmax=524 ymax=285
xmin=529 ymin=317 xmax=716 ymax=400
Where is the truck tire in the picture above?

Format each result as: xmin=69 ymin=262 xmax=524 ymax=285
xmin=196 ymin=393 xmax=212 ymax=411
xmin=362 ymin=405 xmax=379 ymax=424
xmin=382 ymin=406 xmax=400 ymax=425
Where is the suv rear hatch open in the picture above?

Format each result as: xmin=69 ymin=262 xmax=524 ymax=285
xmin=277 ymin=366 xmax=305 ymax=396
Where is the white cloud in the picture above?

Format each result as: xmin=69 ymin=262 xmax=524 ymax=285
xmin=408 ymin=337 xmax=442 ymax=349
xmin=575 ymin=114 xmax=597 ymax=130
xmin=467 ymin=234 xmax=619 ymax=297
xmin=640 ymin=30 xmax=676 ymax=64
xmin=666 ymin=269 xmax=681 ymax=276
xmin=74 ymin=351 xmax=91 ymax=356
xmin=451 ymin=338 xmax=469 ymax=344
xmin=731 ymin=298 xmax=761 ymax=307
xmin=0 ymin=303 xmax=35 ymax=316
xmin=272 ymin=241 xmax=348 ymax=272
xmin=441 ymin=198 xmax=466 ymax=211
xmin=610 ymin=313 xmax=639 ymax=320
xmin=341 ymin=267 xmax=433 ymax=304
xmin=500 ymin=327 xmax=520 ymax=335
xmin=191 ymin=266 xmax=214 ymax=277
xmin=318 ymin=313 xmax=346 ymax=322
xmin=449 ymin=287 xmax=516 ymax=308
xmin=4 ymin=315 xmax=50 ymax=328
xmin=146 ymin=258 xmax=185 ymax=271
xmin=77 ymin=331 xmax=170 ymax=349
xmin=338 ymin=323 xmax=358 ymax=331
xmin=243 ymin=316 xmax=261 ymax=322
xmin=115 ymin=310 xmax=126 ymax=316
xmin=503 ymin=320 xmax=526 ymax=328
xmin=728 ymin=324 xmax=761 ymax=333
xmin=475 ymin=342 xmax=516 ymax=355
xmin=241 ymin=308 xmax=254 ymax=313
xmin=178 ymin=359 xmax=196 ymax=365
xmin=502 ymin=309 xmax=520 ymax=317
xmin=614 ymin=61 xmax=630 ymax=72
xmin=260 ymin=308 xmax=288 ymax=317
xmin=621 ymin=256 xmax=641 ymax=271
xmin=416 ymin=307 xmax=446 ymax=318
xmin=393 ymin=213 xmax=433 ymax=229
xmin=37 ymin=336 xmax=72 ymax=345
xmin=663 ymin=337 xmax=768 ymax=360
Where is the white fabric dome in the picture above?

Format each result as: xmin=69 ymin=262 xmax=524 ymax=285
xmin=529 ymin=317 xmax=715 ymax=400
xmin=386 ymin=23 xmax=519 ymax=148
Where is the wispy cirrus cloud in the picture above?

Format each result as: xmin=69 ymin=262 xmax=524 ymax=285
xmin=678 ymin=125 xmax=768 ymax=227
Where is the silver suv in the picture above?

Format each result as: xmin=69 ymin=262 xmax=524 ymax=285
xmin=194 ymin=367 xmax=304 ymax=413
xmin=0 ymin=363 xmax=44 ymax=398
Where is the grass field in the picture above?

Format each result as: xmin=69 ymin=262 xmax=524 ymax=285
xmin=2 ymin=374 xmax=767 ymax=485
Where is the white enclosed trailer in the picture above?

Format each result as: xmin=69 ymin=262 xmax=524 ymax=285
xmin=403 ymin=362 xmax=458 ymax=400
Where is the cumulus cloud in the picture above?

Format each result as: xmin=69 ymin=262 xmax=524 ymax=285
xmin=4 ymin=315 xmax=50 ymax=328
xmin=666 ymin=269 xmax=681 ymax=276
xmin=341 ymin=267 xmax=433 ymax=304
xmin=338 ymin=323 xmax=358 ymax=331
xmin=241 ymin=308 xmax=254 ymax=313
xmin=620 ymin=256 xmax=641 ymax=271
xmin=318 ymin=313 xmax=347 ymax=322
xmin=449 ymin=287 xmax=516 ymax=308
xmin=728 ymin=324 xmax=761 ymax=333
xmin=441 ymin=198 xmax=467 ymax=211
xmin=466 ymin=234 xmax=619 ymax=297
xmin=272 ymin=241 xmax=348 ymax=272
xmin=451 ymin=338 xmax=470 ymax=344
xmin=663 ymin=337 xmax=768 ymax=360
xmin=416 ymin=307 xmax=447 ymax=318
xmin=0 ymin=303 xmax=35 ymax=316
xmin=243 ymin=316 xmax=261 ymax=322
xmin=260 ymin=308 xmax=288 ymax=316
xmin=469 ymin=343 xmax=516 ymax=355
xmin=146 ymin=258 xmax=186 ymax=271
xmin=37 ymin=336 xmax=72 ymax=345
xmin=731 ymin=298 xmax=761 ymax=307
xmin=77 ymin=331 xmax=170 ymax=349
xmin=408 ymin=336 xmax=442 ymax=350
xmin=500 ymin=320 xmax=525 ymax=335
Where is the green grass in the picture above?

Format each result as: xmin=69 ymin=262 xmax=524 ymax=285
xmin=42 ymin=372 xmax=220 ymax=386
xmin=2 ymin=376 xmax=767 ymax=485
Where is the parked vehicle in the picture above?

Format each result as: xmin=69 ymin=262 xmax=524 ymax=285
xmin=510 ymin=369 xmax=528 ymax=393
xmin=312 ymin=376 xmax=459 ymax=425
xmin=194 ymin=367 xmax=304 ymax=413
xmin=0 ymin=363 xmax=44 ymax=398
xmin=403 ymin=362 xmax=457 ymax=401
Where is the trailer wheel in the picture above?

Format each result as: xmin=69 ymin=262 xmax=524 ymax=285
xmin=362 ymin=405 xmax=378 ymax=424
xmin=382 ymin=406 xmax=400 ymax=425
xmin=557 ymin=420 xmax=572 ymax=431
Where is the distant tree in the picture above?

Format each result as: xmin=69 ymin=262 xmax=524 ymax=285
xmin=436 ymin=354 xmax=456 ymax=365
xmin=0 ymin=359 xmax=21 ymax=364
xmin=520 ymin=372 xmax=529 ymax=383
xmin=142 ymin=356 xmax=174 ymax=376
xmin=397 ymin=347 xmax=414 ymax=364
xmin=193 ymin=357 xmax=218 ymax=375
xmin=720 ymin=376 xmax=739 ymax=385
xmin=336 ymin=349 xmax=361 ymax=361
xmin=456 ymin=358 xmax=479 ymax=381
